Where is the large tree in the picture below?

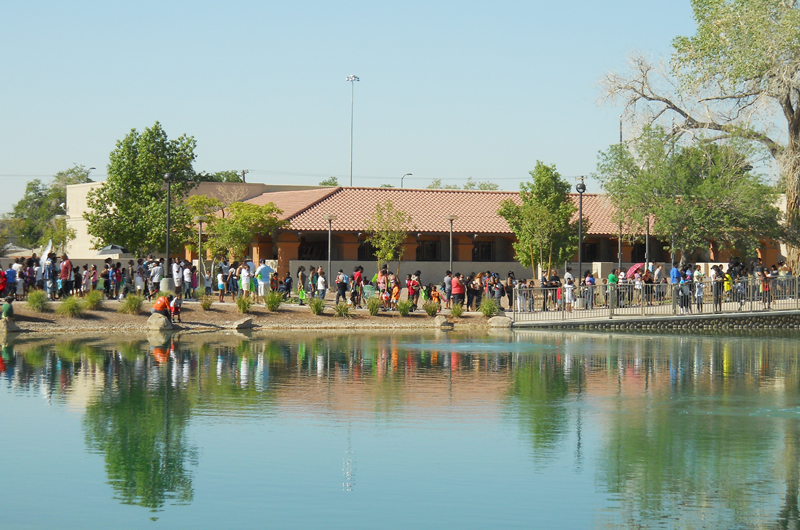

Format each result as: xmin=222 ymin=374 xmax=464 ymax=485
xmin=595 ymin=127 xmax=783 ymax=262
xmin=202 ymin=202 xmax=286 ymax=262
xmin=600 ymin=0 xmax=800 ymax=264
xmin=85 ymin=122 xmax=199 ymax=255
xmin=498 ymin=162 xmax=578 ymax=277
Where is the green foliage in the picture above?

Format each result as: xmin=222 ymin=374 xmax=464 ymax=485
xmin=235 ymin=295 xmax=253 ymax=314
xmin=423 ymin=301 xmax=439 ymax=316
xmin=198 ymin=170 xmax=243 ymax=182
xmin=26 ymin=290 xmax=49 ymax=313
xmin=397 ymin=299 xmax=413 ymax=316
xmin=366 ymin=296 xmax=382 ymax=316
xmin=204 ymin=202 xmax=287 ymax=262
xmin=309 ymin=297 xmax=325 ymax=315
xmin=333 ymin=302 xmax=352 ymax=318
xmin=319 ymin=176 xmax=339 ymax=186
xmin=498 ymin=162 xmax=578 ymax=277
xmin=200 ymin=296 xmax=214 ymax=310
xmin=427 ymin=177 xmax=499 ymax=190
xmin=83 ymin=289 xmax=104 ymax=310
xmin=364 ymin=200 xmax=414 ymax=272
xmin=380 ymin=183 xmax=395 ymax=188
xmin=450 ymin=302 xmax=464 ymax=318
xmin=10 ymin=165 xmax=92 ymax=248
xmin=426 ymin=179 xmax=460 ymax=189
xmin=186 ymin=195 xmax=223 ymax=218
xmin=118 ymin=295 xmax=144 ymax=315
xmin=56 ymin=296 xmax=84 ymax=318
xmin=84 ymin=121 xmax=199 ymax=255
xmin=479 ymin=298 xmax=500 ymax=317
xmin=265 ymin=291 xmax=283 ymax=312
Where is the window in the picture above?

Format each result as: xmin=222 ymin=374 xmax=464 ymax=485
xmin=416 ymin=241 xmax=441 ymax=261
xmin=472 ymin=241 xmax=495 ymax=262
xmin=298 ymin=240 xmax=327 ymax=261
xmin=358 ymin=241 xmax=377 ymax=261
xmin=631 ymin=243 xmax=646 ymax=262
xmin=583 ymin=243 xmax=598 ymax=262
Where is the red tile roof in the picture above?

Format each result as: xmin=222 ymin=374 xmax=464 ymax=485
xmin=244 ymin=187 xmax=622 ymax=235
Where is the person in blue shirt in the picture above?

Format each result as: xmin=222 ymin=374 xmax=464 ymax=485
xmin=5 ymin=266 xmax=16 ymax=298
xmin=669 ymin=262 xmax=681 ymax=284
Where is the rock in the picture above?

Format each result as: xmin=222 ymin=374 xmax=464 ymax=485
xmin=228 ymin=318 xmax=253 ymax=330
xmin=147 ymin=313 xmax=173 ymax=331
xmin=147 ymin=330 xmax=173 ymax=348
xmin=488 ymin=316 xmax=513 ymax=328
xmin=0 ymin=317 xmax=22 ymax=333
xmin=434 ymin=315 xmax=453 ymax=330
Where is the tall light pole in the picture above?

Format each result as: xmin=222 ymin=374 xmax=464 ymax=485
xmin=164 ymin=172 xmax=174 ymax=277
xmin=576 ymin=177 xmax=586 ymax=281
xmin=401 ymin=173 xmax=412 ymax=188
xmin=193 ymin=215 xmax=208 ymax=276
xmin=445 ymin=215 xmax=457 ymax=272
xmin=346 ymin=74 xmax=360 ymax=186
xmin=87 ymin=166 xmax=96 ymax=178
xmin=323 ymin=214 xmax=337 ymax=278
xmin=618 ymin=115 xmax=623 ymax=272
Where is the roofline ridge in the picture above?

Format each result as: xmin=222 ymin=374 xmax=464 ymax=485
xmin=283 ymin=186 xmax=343 ymax=221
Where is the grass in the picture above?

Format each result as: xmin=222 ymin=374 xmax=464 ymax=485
xmin=55 ymin=296 xmax=84 ymax=318
xmin=265 ymin=291 xmax=283 ymax=312
xmin=366 ymin=296 xmax=382 ymax=316
xmin=397 ymin=299 xmax=413 ymax=317
xmin=200 ymin=296 xmax=214 ymax=311
xmin=450 ymin=302 xmax=464 ymax=318
xmin=236 ymin=295 xmax=253 ymax=314
xmin=309 ymin=297 xmax=325 ymax=315
xmin=118 ymin=294 xmax=144 ymax=315
xmin=27 ymin=290 xmax=49 ymax=313
xmin=478 ymin=298 xmax=500 ymax=317
xmin=423 ymin=301 xmax=440 ymax=317
xmin=83 ymin=289 xmax=104 ymax=310
xmin=333 ymin=302 xmax=352 ymax=318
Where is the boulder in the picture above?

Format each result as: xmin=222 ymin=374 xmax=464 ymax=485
xmin=0 ymin=317 xmax=22 ymax=333
xmin=147 ymin=313 xmax=173 ymax=331
xmin=488 ymin=315 xmax=513 ymax=328
xmin=434 ymin=315 xmax=454 ymax=330
xmin=228 ymin=318 xmax=254 ymax=330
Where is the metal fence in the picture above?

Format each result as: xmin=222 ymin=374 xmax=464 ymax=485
xmin=512 ymin=277 xmax=800 ymax=323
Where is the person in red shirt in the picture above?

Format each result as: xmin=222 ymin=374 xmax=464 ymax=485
xmin=60 ymin=254 xmax=73 ymax=298
xmin=451 ymin=272 xmax=465 ymax=308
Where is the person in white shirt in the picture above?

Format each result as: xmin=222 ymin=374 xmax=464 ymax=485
xmin=317 ymin=271 xmax=328 ymax=300
xmin=183 ymin=265 xmax=193 ymax=298
xmin=172 ymin=258 xmax=182 ymax=292
xmin=240 ymin=264 xmax=251 ymax=298
xmin=254 ymin=259 xmax=268 ymax=303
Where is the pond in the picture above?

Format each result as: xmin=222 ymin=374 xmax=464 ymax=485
xmin=2 ymin=329 xmax=800 ymax=529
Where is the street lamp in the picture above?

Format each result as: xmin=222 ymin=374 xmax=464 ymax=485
xmin=401 ymin=173 xmax=412 ymax=188
xmin=164 ymin=172 xmax=175 ymax=278
xmin=323 ymin=214 xmax=337 ymax=278
xmin=193 ymin=215 xmax=209 ymax=276
xmin=346 ymin=74 xmax=360 ymax=186
xmin=576 ymin=177 xmax=586 ymax=282
xmin=445 ymin=215 xmax=457 ymax=272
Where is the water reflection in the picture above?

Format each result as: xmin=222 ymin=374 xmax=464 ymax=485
xmin=2 ymin=331 xmax=800 ymax=527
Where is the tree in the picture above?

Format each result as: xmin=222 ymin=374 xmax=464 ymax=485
xmin=427 ymin=178 xmax=499 ymax=190
xmin=364 ymin=200 xmax=414 ymax=274
xmin=319 ymin=176 xmax=339 ymax=186
xmin=595 ymin=127 xmax=783 ymax=262
xmin=10 ymin=165 xmax=93 ymax=248
xmin=599 ymin=0 xmax=800 ymax=264
xmin=427 ymin=179 xmax=460 ymax=189
xmin=198 ymin=170 xmax=243 ymax=182
xmin=84 ymin=122 xmax=199 ymax=255
xmin=498 ymin=162 xmax=578 ymax=277
xmin=203 ymin=202 xmax=287 ymax=261
xmin=380 ymin=183 xmax=395 ymax=188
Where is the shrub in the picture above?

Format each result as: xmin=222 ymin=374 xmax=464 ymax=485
xmin=118 ymin=295 xmax=144 ymax=315
xmin=309 ymin=297 xmax=325 ymax=315
xmin=236 ymin=296 xmax=253 ymax=314
xmin=27 ymin=290 xmax=49 ymax=313
xmin=334 ymin=302 xmax=352 ymax=318
xmin=450 ymin=302 xmax=464 ymax=318
xmin=200 ymin=296 xmax=214 ymax=311
xmin=479 ymin=298 xmax=500 ymax=318
xmin=56 ymin=296 xmax=84 ymax=318
xmin=366 ymin=296 xmax=382 ymax=316
xmin=265 ymin=291 xmax=283 ymax=312
xmin=397 ymin=299 xmax=413 ymax=317
xmin=423 ymin=301 xmax=439 ymax=317
xmin=83 ymin=289 xmax=104 ymax=310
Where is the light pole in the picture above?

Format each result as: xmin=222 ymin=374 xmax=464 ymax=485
xmin=87 ymin=166 xmax=96 ymax=178
xmin=576 ymin=177 xmax=586 ymax=281
xmin=346 ymin=74 xmax=360 ymax=186
xmin=193 ymin=215 xmax=208 ymax=276
xmin=445 ymin=215 xmax=457 ymax=272
xmin=401 ymin=173 xmax=412 ymax=188
xmin=618 ymin=115 xmax=623 ymax=273
xmin=323 ymin=214 xmax=337 ymax=278
xmin=164 ymin=172 xmax=174 ymax=277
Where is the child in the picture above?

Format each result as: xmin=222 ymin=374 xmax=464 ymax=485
xmin=390 ymin=280 xmax=400 ymax=311
xmin=298 ymin=284 xmax=307 ymax=305
xmin=695 ymin=278 xmax=705 ymax=313
xmin=380 ymin=288 xmax=390 ymax=310
xmin=204 ymin=270 xmax=212 ymax=296
xmin=430 ymin=285 xmax=441 ymax=312
xmin=217 ymin=267 xmax=226 ymax=302
xmin=170 ymin=293 xmax=183 ymax=323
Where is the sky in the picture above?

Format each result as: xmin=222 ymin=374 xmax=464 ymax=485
xmin=0 ymin=1 xmax=697 ymax=214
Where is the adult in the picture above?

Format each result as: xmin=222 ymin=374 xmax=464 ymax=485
xmin=443 ymin=271 xmax=453 ymax=309
xmin=151 ymin=293 xmax=172 ymax=321
xmin=335 ymin=269 xmax=348 ymax=305
xmin=296 ymin=266 xmax=307 ymax=304
xmin=504 ymin=271 xmax=517 ymax=310
xmin=584 ymin=270 xmax=595 ymax=310
xmin=149 ymin=259 xmax=164 ymax=298
xmin=547 ymin=269 xmax=562 ymax=310
xmin=183 ymin=262 xmax=193 ymax=299
xmin=451 ymin=272 xmax=465 ymax=307
xmin=59 ymin=254 xmax=73 ymax=299
xmin=256 ymin=260 xmax=270 ymax=303
xmin=351 ymin=266 xmax=364 ymax=308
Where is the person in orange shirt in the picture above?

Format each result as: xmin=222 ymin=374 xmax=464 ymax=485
xmin=390 ymin=280 xmax=400 ymax=311
xmin=151 ymin=294 xmax=173 ymax=321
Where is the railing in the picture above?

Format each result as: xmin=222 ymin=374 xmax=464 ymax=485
xmin=511 ymin=277 xmax=800 ymax=323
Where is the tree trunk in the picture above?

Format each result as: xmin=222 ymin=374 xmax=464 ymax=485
xmin=783 ymin=134 xmax=800 ymax=272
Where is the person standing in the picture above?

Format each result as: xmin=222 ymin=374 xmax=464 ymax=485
xmin=296 ymin=266 xmax=307 ymax=304
xmin=443 ymin=271 xmax=453 ymax=309
xmin=59 ymin=254 xmax=73 ymax=299
xmin=317 ymin=271 xmax=328 ymax=300
xmin=172 ymin=258 xmax=183 ymax=295
xmin=451 ymin=272 xmax=465 ymax=307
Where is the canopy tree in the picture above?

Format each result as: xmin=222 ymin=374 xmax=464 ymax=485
xmin=364 ymin=200 xmax=414 ymax=275
xmin=85 ymin=122 xmax=199 ymax=255
xmin=600 ymin=0 xmax=800 ymax=264
xmin=595 ymin=127 xmax=783 ymax=263
xmin=498 ymin=162 xmax=578 ymax=277
xmin=202 ymin=202 xmax=286 ymax=262
xmin=427 ymin=177 xmax=499 ymax=190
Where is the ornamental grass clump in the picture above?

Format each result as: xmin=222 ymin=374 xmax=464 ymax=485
xmin=236 ymin=296 xmax=253 ymax=314
xmin=334 ymin=302 xmax=352 ymax=318
xmin=479 ymin=298 xmax=500 ymax=318
xmin=423 ymin=301 xmax=439 ymax=317
xmin=83 ymin=289 xmax=104 ymax=310
xmin=200 ymin=296 xmax=214 ymax=311
xmin=56 ymin=296 xmax=84 ymax=318
xmin=27 ymin=290 xmax=49 ymax=313
xmin=450 ymin=302 xmax=464 ymax=318
xmin=309 ymin=297 xmax=325 ymax=315
xmin=265 ymin=291 xmax=283 ymax=312
xmin=118 ymin=294 xmax=144 ymax=315
xmin=397 ymin=299 xmax=413 ymax=317
xmin=366 ymin=296 xmax=382 ymax=316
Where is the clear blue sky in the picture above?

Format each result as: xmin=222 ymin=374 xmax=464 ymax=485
xmin=0 ymin=1 xmax=696 ymax=213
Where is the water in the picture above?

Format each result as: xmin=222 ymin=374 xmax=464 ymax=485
xmin=2 ymin=330 xmax=800 ymax=529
